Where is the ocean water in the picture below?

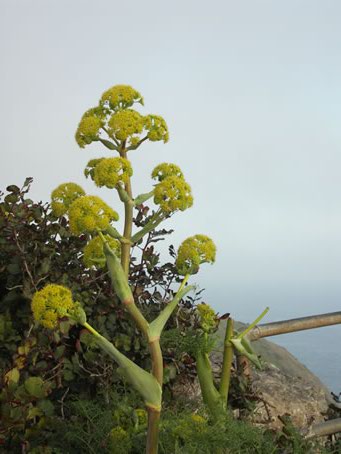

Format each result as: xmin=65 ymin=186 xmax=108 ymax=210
xmin=271 ymin=325 xmax=341 ymax=393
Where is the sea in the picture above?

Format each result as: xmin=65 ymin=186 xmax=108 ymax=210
xmin=271 ymin=325 xmax=340 ymax=393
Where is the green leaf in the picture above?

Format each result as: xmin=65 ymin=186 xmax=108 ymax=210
xmin=27 ymin=406 xmax=43 ymax=420
xmin=4 ymin=367 xmax=20 ymax=385
xmin=37 ymin=399 xmax=54 ymax=416
xmin=24 ymin=377 xmax=49 ymax=399
xmin=63 ymin=370 xmax=75 ymax=381
xmin=4 ymin=194 xmax=19 ymax=204
xmin=55 ymin=345 xmax=66 ymax=359
xmin=7 ymin=263 xmax=21 ymax=275
xmin=24 ymin=177 xmax=33 ymax=187
xmin=59 ymin=320 xmax=71 ymax=335
xmin=24 ymin=377 xmax=48 ymax=399
xmin=6 ymin=185 xmax=20 ymax=193
xmin=39 ymin=257 xmax=51 ymax=275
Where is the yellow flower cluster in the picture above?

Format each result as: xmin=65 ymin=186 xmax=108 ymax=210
xmin=173 ymin=414 xmax=207 ymax=440
xmin=84 ymin=158 xmax=105 ymax=180
xmin=101 ymin=85 xmax=143 ymax=110
xmin=68 ymin=195 xmax=119 ymax=234
xmin=75 ymin=85 xmax=169 ymax=150
xmin=83 ymin=235 xmax=121 ymax=268
xmin=196 ymin=303 xmax=217 ymax=332
xmin=134 ymin=408 xmax=147 ymax=426
xmin=145 ymin=115 xmax=169 ymax=143
xmin=108 ymin=109 xmax=145 ymax=142
xmin=51 ymin=183 xmax=85 ymax=217
xmin=190 ymin=413 xmax=207 ymax=424
xmin=154 ymin=175 xmax=193 ymax=214
xmin=110 ymin=426 xmax=129 ymax=443
xmin=75 ymin=108 xmax=103 ymax=148
xmin=31 ymin=284 xmax=75 ymax=329
xmin=175 ymin=235 xmax=216 ymax=275
xmin=151 ymin=163 xmax=183 ymax=182
xmin=93 ymin=157 xmax=133 ymax=189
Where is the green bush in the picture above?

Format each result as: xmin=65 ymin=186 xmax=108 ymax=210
xmin=0 ymin=180 xmax=196 ymax=452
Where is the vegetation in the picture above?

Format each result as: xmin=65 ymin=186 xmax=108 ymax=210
xmin=0 ymin=85 xmax=339 ymax=453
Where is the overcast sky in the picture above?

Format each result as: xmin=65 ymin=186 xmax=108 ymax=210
xmin=1 ymin=0 xmax=341 ymax=325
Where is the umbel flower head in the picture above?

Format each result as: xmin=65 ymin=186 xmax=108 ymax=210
xmin=68 ymin=195 xmax=119 ymax=235
xmin=31 ymin=284 xmax=86 ymax=329
xmin=83 ymin=235 xmax=121 ymax=268
xmin=101 ymin=85 xmax=144 ymax=110
xmin=92 ymin=157 xmax=133 ymax=189
xmin=108 ymin=109 xmax=145 ymax=142
xmin=75 ymin=84 xmax=169 ymax=150
xmin=154 ymin=176 xmax=193 ymax=214
xmin=176 ymin=235 xmax=216 ymax=275
xmin=151 ymin=163 xmax=184 ymax=182
xmin=145 ymin=115 xmax=169 ymax=143
xmin=196 ymin=303 xmax=217 ymax=332
xmin=75 ymin=107 xmax=104 ymax=148
xmin=84 ymin=158 xmax=105 ymax=180
xmin=51 ymin=183 xmax=85 ymax=217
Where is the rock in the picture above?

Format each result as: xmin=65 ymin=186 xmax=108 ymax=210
xmin=250 ymin=361 xmax=328 ymax=430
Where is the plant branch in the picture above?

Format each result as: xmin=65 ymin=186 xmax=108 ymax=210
xmin=219 ymin=318 xmax=234 ymax=406
xmin=131 ymin=211 xmax=165 ymax=244
xmin=120 ymin=147 xmax=134 ymax=277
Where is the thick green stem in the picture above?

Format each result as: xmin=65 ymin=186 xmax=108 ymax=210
xmin=146 ymin=407 xmax=161 ymax=454
xmin=83 ymin=323 xmax=162 ymax=410
xmin=148 ymin=276 xmax=192 ymax=340
xmin=120 ymin=147 xmax=133 ymax=277
xmin=102 ymin=238 xmax=149 ymax=337
xmin=219 ymin=318 xmax=234 ymax=407
xmin=149 ymin=339 xmax=163 ymax=385
xmin=196 ymin=351 xmax=225 ymax=421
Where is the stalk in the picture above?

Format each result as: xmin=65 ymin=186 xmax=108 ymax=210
xmin=196 ymin=350 xmax=225 ymax=421
xmin=149 ymin=339 xmax=163 ymax=385
xmin=219 ymin=318 xmax=234 ymax=406
xmin=120 ymin=147 xmax=134 ymax=277
xmin=112 ymin=147 xmax=163 ymax=452
xmin=147 ymin=338 xmax=162 ymax=454
xmin=146 ymin=407 xmax=161 ymax=454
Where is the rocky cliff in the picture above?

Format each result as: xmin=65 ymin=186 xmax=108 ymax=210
xmin=217 ymin=321 xmax=331 ymax=430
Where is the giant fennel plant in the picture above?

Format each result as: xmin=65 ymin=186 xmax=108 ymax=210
xmin=31 ymin=85 xmax=217 ymax=454
xmin=31 ymin=84 xmax=269 ymax=452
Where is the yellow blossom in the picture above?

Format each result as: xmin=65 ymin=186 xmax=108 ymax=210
xmin=101 ymin=85 xmax=143 ymax=110
xmin=145 ymin=114 xmax=169 ymax=143
xmin=175 ymin=235 xmax=216 ymax=275
xmin=93 ymin=157 xmax=133 ymax=189
xmin=68 ymin=195 xmax=119 ymax=235
xmin=151 ymin=163 xmax=184 ymax=182
xmin=83 ymin=235 xmax=121 ymax=268
xmin=108 ymin=109 xmax=145 ymax=143
xmin=196 ymin=303 xmax=217 ymax=332
xmin=154 ymin=176 xmax=193 ymax=214
xmin=31 ymin=284 xmax=74 ymax=329
xmin=134 ymin=408 xmax=147 ymax=426
xmin=84 ymin=158 xmax=105 ymax=180
xmin=75 ymin=108 xmax=103 ymax=148
xmin=51 ymin=183 xmax=85 ymax=217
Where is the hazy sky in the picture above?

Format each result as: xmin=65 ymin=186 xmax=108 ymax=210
xmin=1 ymin=0 xmax=341 ymax=324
